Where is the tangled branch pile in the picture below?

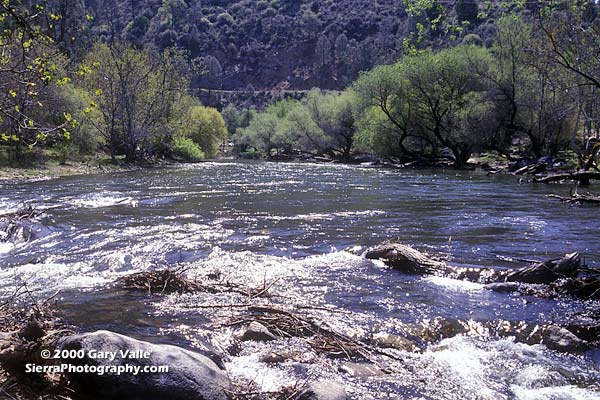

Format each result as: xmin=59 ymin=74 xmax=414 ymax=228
xmin=0 ymin=290 xmax=74 ymax=399
xmin=119 ymin=268 xmax=278 ymax=298
xmin=238 ymin=306 xmax=380 ymax=361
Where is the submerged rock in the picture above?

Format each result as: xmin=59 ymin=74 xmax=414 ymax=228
xmin=241 ymin=321 xmax=277 ymax=342
xmin=542 ymin=325 xmax=589 ymax=352
xmin=372 ymin=333 xmax=420 ymax=352
xmin=299 ymin=380 xmax=348 ymax=400
xmin=59 ymin=330 xmax=229 ymax=400
xmin=484 ymin=282 xmax=521 ymax=293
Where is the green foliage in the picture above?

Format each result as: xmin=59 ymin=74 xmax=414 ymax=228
xmin=222 ymin=105 xmax=254 ymax=137
xmin=0 ymin=1 xmax=73 ymax=153
xmin=172 ymin=136 xmax=206 ymax=162
xmin=235 ymin=91 xmax=357 ymax=159
xmin=179 ymin=106 xmax=228 ymax=158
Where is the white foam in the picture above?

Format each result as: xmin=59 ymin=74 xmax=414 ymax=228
xmin=70 ymin=192 xmax=138 ymax=208
xmin=424 ymin=275 xmax=484 ymax=291
xmin=226 ymin=354 xmax=294 ymax=392
xmin=424 ymin=336 xmax=600 ymax=400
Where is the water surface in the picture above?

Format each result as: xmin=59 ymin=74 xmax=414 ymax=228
xmin=1 ymin=161 xmax=599 ymax=399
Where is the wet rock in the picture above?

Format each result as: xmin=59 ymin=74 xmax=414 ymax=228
xmin=241 ymin=321 xmax=277 ymax=342
xmin=372 ymin=333 xmax=419 ymax=352
xmin=299 ymin=380 xmax=348 ymax=400
xmin=414 ymin=318 xmax=468 ymax=342
xmin=338 ymin=362 xmax=384 ymax=378
xmin=260 ymin=352 xmax=286 ymax=363
xmin=542 ymin=325 xmax=589 ymax=352
xmin=59 ymin=330 xmax=229 ymax=400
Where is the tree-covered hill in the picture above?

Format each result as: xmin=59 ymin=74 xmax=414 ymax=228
xmin=57 ymin=0 xmax=512 ymax=91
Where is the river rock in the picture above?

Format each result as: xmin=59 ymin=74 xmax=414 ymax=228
xmin=542 ymin=325 xmax=589 ymax=352
xmin=241 ymin=321 xmax=277 ymax=342
xmin=338 ymin=362 xmax=384 ymax=378
xmin=298 ymin=380 xmax=348 ymax=400
xmin=260 ymin=351 xmax=287 ymax=363
xmin=59 ymin=330 xmax=229 ymax=400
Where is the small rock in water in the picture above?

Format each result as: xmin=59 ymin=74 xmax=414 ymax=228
xmin=338 ymin=362 xmax=384 ymax=378
xmin=260 ymin=352 xmax=287 ymax=363
xmin=542 ymin=325 xmax=589 ymax=352
xmin=299 ymin=380 xmax=348 ymax=400
xmin=373 ymin=333 xmax=420 ymax=352
xmin=241 ymin=321 xmax=277 ymax=342
xmin=484 ymin=282 xmax=521 ymax=293
xmin=59 ymin=330 xmax=229 ymax=400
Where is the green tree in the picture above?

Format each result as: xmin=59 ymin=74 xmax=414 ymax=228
xmin=0 ymin=0 xmax=72 ymax=157
xmin=304 ymin=89 xmax=357 ymax=159
xmin=403 ymin=45 xmax=494 ymax=167
xmin=353 ymin=63 xmax=419 ymax=159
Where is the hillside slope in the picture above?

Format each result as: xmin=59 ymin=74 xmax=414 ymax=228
xmin=75 ymin=0 xmax=497 ymax=91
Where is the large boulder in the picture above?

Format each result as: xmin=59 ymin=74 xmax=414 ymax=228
xmin=59 ymin=330 xmax=229 ymax=400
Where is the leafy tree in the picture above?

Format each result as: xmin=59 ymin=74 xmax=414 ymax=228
xmin=304 ymin=89 xmax=357 ymax=159
xmin=197 ymin=55 xmax=223 ymax=90
xmin=222 ymin=104 xmax=253 ymax=137
xmin=172 ymin=135 xmax=205 ymax=162
xmin=354 ymin=44 xmax=495 ymax=166
xmin=314 ymin=35 xmax=332 ymax=69
xmin=237 ymin=100 xmax=298 ymax=157
xmin=334 ymin=33 xmax=348 ymax=61
xmin=80 ymin=42 xmax=188 ymax=162
xmin=353 ymin=63 xmax=419 ymax=159
xmin=0 ymin=0 xmax=72 ymax=157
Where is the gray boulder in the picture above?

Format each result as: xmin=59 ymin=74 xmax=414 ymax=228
xmin=59 ymin=330 xmax=229 ymax=400
xmin=372 ymin=332 xmax=419 ymax=352
xmin=338 ymin=362 xmax=384 ymax=378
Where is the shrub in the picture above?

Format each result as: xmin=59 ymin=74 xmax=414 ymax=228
xmin=172 ymin=136 xmax=205 ymax=162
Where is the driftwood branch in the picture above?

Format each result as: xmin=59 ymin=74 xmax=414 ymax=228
xmin=532 ymin=171 xmax=600 ymax=185
xmin=548 ymin=192 xmax=600 ymax=204
xmin=365 ymin=243 xmax=580 ymax=284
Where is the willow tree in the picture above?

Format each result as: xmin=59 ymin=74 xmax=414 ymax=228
xmin=403 ymin=45 xmax=494 ymax=167
xmin=304 ymin=89 xmax=357 ymax=160
xmin=353 ymin=63 xmax=420 ymax=159
xmin=181 ymin=106 xmax=227 ymax=158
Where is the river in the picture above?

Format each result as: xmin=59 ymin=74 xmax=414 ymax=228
xmin=1 ymin=161 xmax=599 ymax=399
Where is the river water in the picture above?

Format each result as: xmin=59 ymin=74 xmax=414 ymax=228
xmin=1 ymin=161 xmax=599 ymax=399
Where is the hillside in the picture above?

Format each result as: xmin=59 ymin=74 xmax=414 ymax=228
xmin=68 ymin=0 xmax=501 ymax=91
